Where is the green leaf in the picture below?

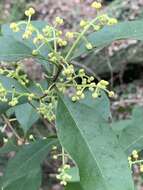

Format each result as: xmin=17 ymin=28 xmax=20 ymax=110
xmin=0 ymin=140 xmax=19 ymax=154
xmin=71 ymin=20 xmax=143 ymax=60
xmin=0 ymin=102 xmax=9 ymax=115
xmin=66 ymin=167 xmax=80 ymax=183
xmin=0 ymin=36 xmax=32 ymax=61
xmin=112 ymin=119 xmax=131 ymax=136
xmin=2 ymin=21 xmax=47 ymax=41
xmin=116 ymin=107 xmax=143 ymax=154
xmin=28 ymin=79 xmax=48 ymax=96
xmin=0 ymin=75 xmax=27 ymax=93
xmin=56 ymin=94 xmax=134 ymax=190
xmin=0 ymin=75 xmax=47 ymax=114
xmin=1 ymin=21 xmax=50 ymax=61
xmin=65 ymin=183 xmax=83 ymax=190
xmin=15 ymin=103 xmax=40 ymax=133
xmin=3 ymin=168 xmax=41 ymax=190
xmin=2 ymin=139 xmax=57 ymax=190
xmin=0 ymin=75 xmax=29 ymax=114
xmin=79 ymin=91 xmax=111 ymax=121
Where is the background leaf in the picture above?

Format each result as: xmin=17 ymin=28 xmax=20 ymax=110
xmin=3 ymin=168 xmax=41 ymax=190
xmin=113 ymin=106 xmax=143 ymax=154
xmin=15 ymin=103 xmax=40 ymax=133
xmin=1 ymin=21 xmax=50 ymax=62
xmin=56 ymin=94 xmax=134 ymax=190
xmin=1 ymin=138 xmax=57 ymax=190
xmin=0 ymin=75 xmax=27 ymax=93
xmin=0 ymin=36 xmax=32 ymax=61
xmin=71 ymin=20 xmax=143 ymax=60
xmin=0 ymin=139 xmax=19 ymax=154
xmin=0 ymin=75 xmax=29 ymax=114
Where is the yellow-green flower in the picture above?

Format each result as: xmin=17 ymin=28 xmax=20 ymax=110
xmin=80 ymin=20 xmax=88 ymax=28
xmin=65 ymin=32 xmax=74 ymax=39
xmin=86 ymin=43 xmax=93 ymax=50
xmin=91 ymin=1 xmax=102 ymax=9
xmin=25 ymin=7 xmax=35 ymax=17
xmin=10 ymin=23 xmax=20 ymax=32
xmin=55 ymin=17 xmax=64 ymax=25
xmin=108 ymin=18 xmax=118 ymax=25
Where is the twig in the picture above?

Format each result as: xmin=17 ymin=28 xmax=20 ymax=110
xmin=112 ymin=98 xmax=143 ymax=107
xmin=42 ymin=118 xmax=55 ymax=133
xmin=105 ymin=50 xmax=114 ymax=87
xmin=52 ymin=65 xmax=63 ymax=83
xmin=71 ymin=60 xmax=101 ymax=81
xmin=1 ymin=114 xmax=22 ymax=141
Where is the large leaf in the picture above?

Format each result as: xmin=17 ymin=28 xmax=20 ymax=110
xmin=15 ymin=103 xmax=40 ymax=133
xmin=56 ymin=94 xmax=134 ymax=190
xmin=1 ymin=138 xmax=57 ymax=190
xmin=0 ymin=139 xmax=19 ymax=154
xmin=115 ymin=107 xmax=143 ymax=154
xmin=71 ymin=20 xmax=143 ymax=60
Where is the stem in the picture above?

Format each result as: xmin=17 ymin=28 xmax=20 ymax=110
xmin=52 ymin=27 xmax=57 ymax=76
xmin=65 ymin=17 xmax=98 ymax=61
xmin=132 ymin=160 xmax=143 ymax=165
xmin=53 ymin=27 xmax=57 ymax=52
xmin=25 ymin=15 xmax=31 ymax=32
xmin=62 ymin=147 xmax=65 ymax=165
xmin=53 ymin=65 xmax=63 ymax=83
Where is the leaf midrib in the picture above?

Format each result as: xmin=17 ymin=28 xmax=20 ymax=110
xmin=124 ymin=134 xmax=143 ymax=152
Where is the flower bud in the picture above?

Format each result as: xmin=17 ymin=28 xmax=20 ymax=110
xmin=108 ymin=91 xmax=115 ymax=98
xmin=80 ymin=20 xmax=88 ymax=28
xmin=55 ymin=17 xmax=64 ymax=25
xmin=32 ymin=49 xmax=38 ymax=56
xmin=86 ymin=43 xmax=93 ymax=50
xmin=108 ymin=18 xmax=118 ymax=25
xmin=92 ymin=92 xmax=98 ymax=98
xmin=10 ymin=23 xmax=19 ymax=32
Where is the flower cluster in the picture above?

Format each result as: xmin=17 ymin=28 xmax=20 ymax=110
xmin=91 ymin=1 xmax=102 ymax=9
xmin=6 ymin=4 xmax=118 ymax=118
xmin=9 ymin=3 xmax=118 ymax=56
xmin=56 ymin=164 xmax=72 ymax=186
xmin=37 ymin=102 xmax=55 ymax=122
xmin=0 ymin=65 xmax=29 ymax=86
xmin=0 ymin=83 xmax=7 ymax=102
xmin=0 ymin=66 xmax=33 ymax=106
xmin=128 ymin=150 xmax=143 ymax=173
xmin=58 ymin=65 xmax=114 ymax=101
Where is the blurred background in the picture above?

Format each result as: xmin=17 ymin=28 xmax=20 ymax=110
xmin=1 ymin=0 xmax=143 ymax=189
